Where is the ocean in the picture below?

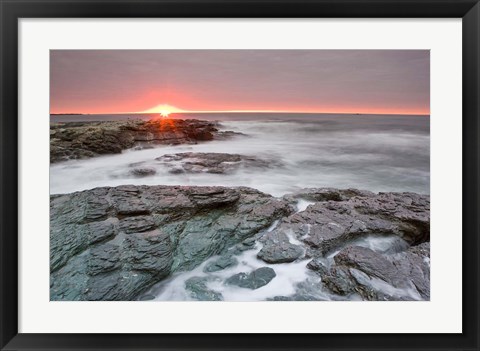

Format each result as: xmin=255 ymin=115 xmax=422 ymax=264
xmin=50 ymin=113 xmax=430 ymax=196
xmin=50 ymin=112 xmax=430 ymax=301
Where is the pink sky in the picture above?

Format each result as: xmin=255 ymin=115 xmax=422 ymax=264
xmin=50 ymin=50 xmax=430 ymax=115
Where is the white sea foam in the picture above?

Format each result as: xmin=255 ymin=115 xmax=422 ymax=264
xmin=150 ymin=241 xmax=313 ymax=302
xmin=50 ymin=115 xmax=430 ymax=196
xmin=51 ymin=114 xmax=429 ymax=301
xmin=296 ymin=199 xmax=315 ymax=212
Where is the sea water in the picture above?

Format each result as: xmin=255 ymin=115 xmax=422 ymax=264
xmin=50 ymin=113 xmax=429 ymax=196
xmin=50 ymin=113 xmax=429 ymax=301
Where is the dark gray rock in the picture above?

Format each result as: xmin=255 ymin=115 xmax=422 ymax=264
xmin=232 ymin=237 xmax=257 ymax=254
xmin=50 ymin=119 xmax=238 ymax=163
xmin=283 ymin=188 xmax=375 ymax=204
xmin=155 ymin=152 xmax=283 ymax=174
xmin=257 ymin=230 xmax=304 ymax=264
xmin=389 ymin=242 xmax=430 ymax=299
xmin=50 ymin=186 xmax=429 ymax=301
xmin=267 ymin=278 xmax=331 ymax=301
xmin=306 ymin=258 xmax=329 ymax=276
xmin=118 ymin=215 xmax=156 ymax=233
xmin=203 ymin=255 xmax=238 ymax=273
xmin=333 ymin=246 xmax=404 ymax=286
xmin=50 ymin=185 xmax=292 ymax=301
xmin=268 ymin=189 xmax=430 ymax=301
xmin=319 ymin=244 xmax=430 ymax=300
xmin=225 ymin=267 xmax=276 ymax=289
xmin=185 ymin=276 xmax=223 ymax=301
xmin=130 ymin=167 xmax=156 ymax=177
xmin=278 ymin=191 xmax=429 ymax=256
xmin=215 ymin=130 xmax=247 ymax=140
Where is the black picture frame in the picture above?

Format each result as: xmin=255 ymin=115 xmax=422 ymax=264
xmin=1 ymin=0 xmax=479 ymax=350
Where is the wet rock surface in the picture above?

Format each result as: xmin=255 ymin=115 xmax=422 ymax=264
xmin=185 ymin=276 xmax=223 ymax=301
xmin=263 ymin=189 xmax=430 ymax=300
xmin=257 ymin=231 xmax=304 ymax=263
xmin=315 ymin=243 xmax=430 ymax=300
xmin=260 ymin=189 xmax=428 ymax=261
xmin=280 ymin=189 xmax=429 ymax=256
xmin=50 ymin=185 xmax=292 ymax=301
xmin=50 ymin=119 xmax=242 ymax=163
xmin=225 ymin=267 xmax=277 ymax=289
xmin=283 ymin=188 xmax=376 ymax=204
xmin=155 ymin=152 xmax=283 ymax=174
xmin=51 ymin=186 xmax=430 ymax=301
xmin=203 ymin=254 xmax=238 ymax=273
xmin=130 ymin=167 xmax=157 ymax=177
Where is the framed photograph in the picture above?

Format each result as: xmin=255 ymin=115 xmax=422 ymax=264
xmin=1 ymin=0 xmax=478 ymax=350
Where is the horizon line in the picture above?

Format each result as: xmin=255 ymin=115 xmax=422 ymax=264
xmin=51 ymin=110 xmax=431 ymax=116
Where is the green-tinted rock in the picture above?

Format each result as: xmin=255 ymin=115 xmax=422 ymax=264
xmin=50 ymin=185 xmax=292 ymax=300
xmin=225 ymin=267 xmax=276 ymax=289
xmin=203 ymin=255 xmax=238 ymax=273
xmin=185 ymin=277 xmax=223 ymax=301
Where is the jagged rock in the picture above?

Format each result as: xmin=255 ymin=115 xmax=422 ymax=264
xmin=50 ymin=185 xmax=292 ymax=301
xmin=50 ymin=119 xmax=240 ymax=163
xmin=203 ymin=254 xmax=238 ymax=273
xmin=306 ymin=258 xmax=329 ymax=276
xmin=278 ymin=191 xmax=430 ymax=256
xmin=225 ymin=267 xmax=276 ymax=289
xmin=319 ymin=244 xmax=430 ymax=300
xmin=267 ymin=278 xmax=330 ymax=301
xmin=155 ymin=152 xmax=283 ymax=174
xmin=50 ymin=186 xmax=429 ymax=301
xmin=185 ymin=276 xmax=223 ymax=301
xmin=257 ymin=230 xmax=304 ymax=263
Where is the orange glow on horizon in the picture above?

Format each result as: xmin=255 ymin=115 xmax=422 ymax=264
xmin=51 ymin=103 xmax=430 ymax=116
xmin=142 ymin=104 xmax=186 ymax=116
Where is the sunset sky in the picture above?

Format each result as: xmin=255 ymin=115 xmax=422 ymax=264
xmin=50 ymin=50 xmax=430 ymax=115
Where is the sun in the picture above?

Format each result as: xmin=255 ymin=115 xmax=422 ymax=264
xmin=159 ymin=110 xmax=171 ymax=117
xmin=141 ymin=104 xmax=185 ymax=116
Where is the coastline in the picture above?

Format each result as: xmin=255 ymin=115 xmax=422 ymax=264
xmin=50 ymin=118 xmax=243 ymax=163
xmin=50 ymin=117 xmax=430 ymax=301
xmin=50 ymin=185 xmax=430 ymax=301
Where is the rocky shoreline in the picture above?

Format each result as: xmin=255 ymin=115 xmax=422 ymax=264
xmin=50 ymin=185 xmax=430 ymax=301
xmin=50 ymin=119 xmax=242 ymax=163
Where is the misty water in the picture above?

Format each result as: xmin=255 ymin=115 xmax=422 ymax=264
xmin=50 ymin=113 xmax=430 ymax=196
xmin=142 ymin=220 xmax=422 ymax=301
xmin=50 ymin=113 xmax=429 ymax=301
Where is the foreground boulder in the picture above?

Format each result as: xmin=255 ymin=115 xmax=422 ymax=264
xmin=50 ymin=185 xmax=293 ymax=301
xmin=50 ymin=119 xmax=242 ymax=163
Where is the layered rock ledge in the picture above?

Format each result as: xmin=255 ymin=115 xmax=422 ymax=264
xmin=50 ymin=185 xmax=430 ymax=301
xmin=50 ymin=119 xmax=242 ymax=163
xmin=50 ymin=185 xmax=292 ymax=301
xmin=155 ymin=152 xmax=284 ymax=174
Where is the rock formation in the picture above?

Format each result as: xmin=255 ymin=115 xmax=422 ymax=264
xmin=50 ymin=119 xmax=243 ymax=163
xmin=156 ymin=152 xmax=283 ymax=174
xmin=50 ymin=185 xmax=292 ymax=300
xmin=50 ymin=186 xmax=430 ymax=301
